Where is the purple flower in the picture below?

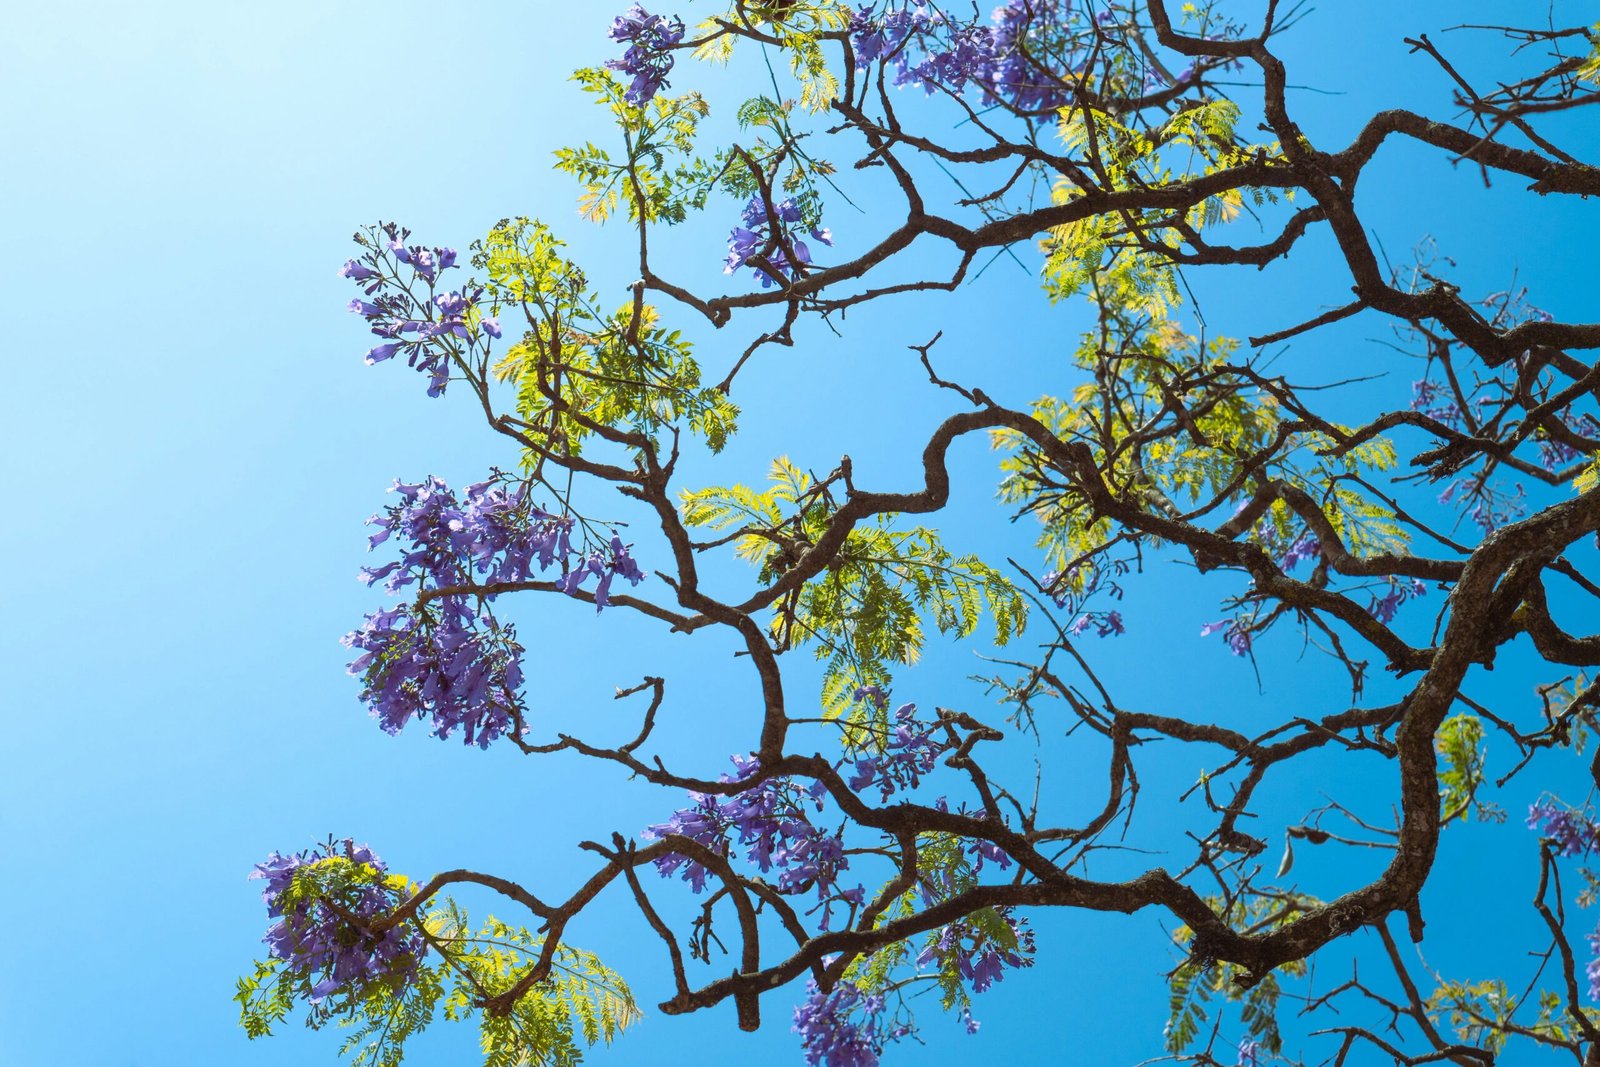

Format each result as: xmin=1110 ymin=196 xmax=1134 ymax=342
xmin=646 ymin=755 xmax=855 ymax=903
xmin=1039 ymin=558 xmax=1129 ymax=615
xmin=345 ymin=476 xmax=644 ymax=746
xmin=434 ymin=291 xmax=470 ymax=316
xmin=917 ymin=905 xmax=1036 ymax=997
xmin=793 ymin=980 xmax=891 ymax=1067
xmin=840 ymin=702 xmax=948 ymax=800
xmin=853 ymin=685 xmax=889 ymax=709
xmin=848 ymin=758 xmax=879 ymax=792
xmin=1068 ymin=610 xmax=1124 ymax=638
xmin=1253 ymin=521 xmax=1320 ymax=573
xmin=250 ymin=839 xmax=426 ymax=1003
xmin=344 ymin=602 xmax=526 ymax=747
xmin=850 ymin=1 xmax=1078 ymax=111
xmin=724 ymin=194 xmax=832 ymax=287
xmin=1529 ymin=800 xmax=1600 ymax=857
xmin=1201 ymin=618 xmax=1252 ymax=656
xmin=1280 ymin=533 xmax=1320 ymax=571
xmin=606 ymin=5 xmax=686 ymax=105
xmin=849 ymin=2 xmax=940 ymax=72
xmin=969 ymin=837 xmax=1012 ymax=873
xmin=724 ymin=227 xmax=762 ymax=274
xmin=340 ymin=225 xmax=477 ymax=398
xmin=1368 ymin=576 xmax=1426 ymax=623
xmin=1411 ymin=378 xmax=1464 ymax=426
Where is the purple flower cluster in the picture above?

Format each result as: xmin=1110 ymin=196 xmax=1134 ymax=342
xmin=849 ymin=1 xmax=1081 ymax=112
xmin=845 ymin=700 xmax=950 ymax=800
xmin=557 ymin=536 xmax=648 ymax=602
xmin=647 ymin=756 xmax=853 ymax=904
xmin=340 ymin=223 xmax=501 ymax=398
xmin=917 ymin=798 xmax=1015 ymax=887
xmin=979 ymin=1 xmax=1081 ymax=110
xmin=853 ymin=684 xmax=889 ymax=708
xmin=1539 ymin=434 xmax=1588 ymax=474
xmin=1368 ymin=576 xmax=1426 ymax=624
xmin=1039 ymin=557 xmax=1128 ymax=617
xmin=1256 ymin=522 xmax=1320 ymax=573
xmin=344 ymin=476 xmax=645 ymax=747
xmin=606 ymin=4 xmax=685 ymax=105
xmin=364 ymin=476 xmax=644 ymax=612
xmin=345 ymin=601 xmax=527 ymax=747
xmin=1437 ymin=477 xmax=1527 ymax=534
xmin=725 ymin=195 xmax=833 ymax=288
xmin=250 ymin=839 xmax=425 ymax=1004
xmin=1528 ymin=800 xmax=1600 ymax=857
xmin=1067 ymin=610 xmax=1124 ymax=637
xmin=1201 ymin=617 xmax=1252 ymax=656
xmin=1532 ymin=411 xmax=1600 ymax=473
xmin=1411 ymin=379 xmax=1464 ymax=427
xmin=1279 ymin=534 xmax=1320 ymax=572
xmin=793 ymin=979 xmax=904 ymax=1067
xmin=1481 ymin=286 xmax=1557 ymax=328
xmin=966 ymin=832 xmax=1014 ymax=875
xmin=1414 ymin=277 xmax=1600 ymax=494
xmin=915 ymin=906 xmax=1036 ymax=993
xmin=1587 ymin=932 xmax=1600 ymax=1001
xmin=648 ymin=703 xmax=954 ymax=920
xmin=849 ymin=2 xmax=937 ymax=67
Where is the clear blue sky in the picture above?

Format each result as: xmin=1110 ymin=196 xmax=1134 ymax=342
xmin=3 ymin=2 xmax=1596 ymax=1065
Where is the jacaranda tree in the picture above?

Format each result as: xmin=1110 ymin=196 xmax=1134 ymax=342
xmin=237 ymin=3 xmax=1600 ymax=1064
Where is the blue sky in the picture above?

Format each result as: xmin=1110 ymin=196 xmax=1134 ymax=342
xmin=3 ymin=2 xmax=1597 ymax=1065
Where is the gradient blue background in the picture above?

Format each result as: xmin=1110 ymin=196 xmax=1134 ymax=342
xmin=3 ymin=2 xmax=1597 ymax=1064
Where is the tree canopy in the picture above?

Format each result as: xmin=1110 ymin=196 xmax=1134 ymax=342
xmin=239 ymin=3 xmax=1600 ymax=1065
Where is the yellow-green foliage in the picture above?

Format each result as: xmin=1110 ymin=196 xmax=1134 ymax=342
xmin=1436 ymin=712 xmax=1502 ymax=823
xmin=683 ymin=458 xmax=1026 ymax=729
xmin=994 ymin=292 xmax=1406 ymax=571
xmin=692 ymin=2 xmax=851 ymax=111
xmin=434 ymin=909 xmax=641 ymax=1067
xmin=1574 ymin=454 xmax=1600 ymax=495
xmin=846 ymin=831 xmax=1012 ymax=1015
xmin=238 ymin=892 xmax=641 ymax=1067
xmin=1578 ymin=23 xmax=1600 ymax=83
xmin=995 ymin=317 xmax=1271 ymax=566
xmin=1045 ymin=94 xmax=1284 ymax=307
xmin=1428 ymin=977 xmax=1576 ymax=1054
xmin=478 ymin=217 xmax=738 ymax=461
xmin=558 ymin=70 xmax=712 ymax=224
xmin=1289 ymin=429 xmax=1406 ymax=554
xmin=1165 ymin=894 xmax=1317 ymax=1057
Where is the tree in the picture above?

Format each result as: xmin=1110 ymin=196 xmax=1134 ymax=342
xmin=236 ymin=3 xmax=1600 ymax=1065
